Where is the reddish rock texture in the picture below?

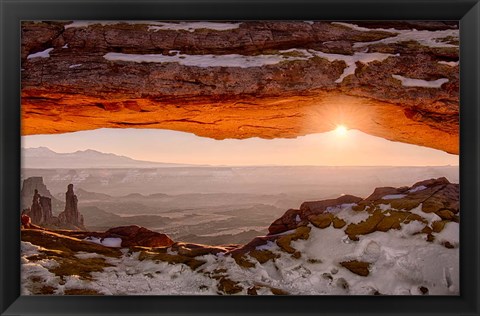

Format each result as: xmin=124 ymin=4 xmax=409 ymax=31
xmin=267 ymin=177 xmax=459 ymax=236
xmin=21 ymin=214 xmax=32 ymax=229
xmin=300 ymin=195 xmax=363 ymax=217
xmin=268 ymin=195 xmax=362 ymax=235
xmin=44 ymin=225 xmax=174 ymax=248
xmin=357 ymin=177 xmax=459 ymax=214
xmin=105 ymin=225 xmax=174 ymax=247
xmin=21 ymin=21 xmax=459 ymax=154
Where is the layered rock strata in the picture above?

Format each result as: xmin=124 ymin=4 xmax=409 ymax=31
xmin=21 ymin=21 xmax=459 ymax=153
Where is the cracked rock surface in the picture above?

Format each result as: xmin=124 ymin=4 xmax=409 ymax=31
xmin=22 ymin=21 xmax=458 ymax=153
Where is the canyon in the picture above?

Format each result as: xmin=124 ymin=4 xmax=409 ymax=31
xmin=21 ymin=177 xmax=459 ymax=295
xmin=19 ymin=20 xmax=460 ymax=296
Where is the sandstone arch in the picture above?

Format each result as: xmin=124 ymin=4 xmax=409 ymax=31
xmin=21 ymin=21 xmax=459 ymax=154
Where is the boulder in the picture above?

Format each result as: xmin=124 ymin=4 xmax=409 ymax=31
xmin=309 ymin=213 xmax=334 ymax=229
xmin=422 ymin=183 xmax=459 ymax=214
xmin=268 ymin=195 xmax=362 ymax=235
xmin=340 ymin=260 xmax=371 ymax=276
xmin=105 ymin=225 xmax=174 ymax=247
xmin=266 ymin=177 xmax=459 ymax=241
xmin=21 ymin=214 xmax=32 ymax=228
xmin=364 ymin=187 xmax=404 ymax=202
xmin=268 ymin=209 xmax=304 ymax=235
xmin=354 ymin=177 xmax=458 ymax=213
xmin=300 ymin=195 xmax=363 ymax=217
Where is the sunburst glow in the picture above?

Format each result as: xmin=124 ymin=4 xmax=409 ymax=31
xmin=335 ymin=125 xmax=348 ymax=136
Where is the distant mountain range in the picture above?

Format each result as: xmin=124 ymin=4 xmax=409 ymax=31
xmin=22 ymin=147 xmax=197 ymax=169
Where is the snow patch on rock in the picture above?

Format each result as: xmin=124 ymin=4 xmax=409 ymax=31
xmin=382 ymin=194 xmax=407 ymax=200
xmin=65 ymin=20 xmax=241 ymax=32
xmin=334 ymin=22 xmax=459 ymax=49
xmin=438 ymin=61 xmax=459 ymax=67
xmin=103 ymin=50 xmax=310 ymax=68
xmin=27 ymin=48 xmax=54 ymax=59
xmin=392 ymin=75 xmax=449 ymax=88
xmin=409 ymin=185 xmax=427 ymax=193
xmin=103 ymin=48 xmax=394 ymax=82
xmin=147 ymin=22 xmax=242 ymax=32
xmin=312 ymin=50 xmax=395 ymax=83
xmin=410 ymin=204 xmax=442 ymax=225
xmin=434 ymin=222 xmax=459 ymax=247
xmin=84 ymin=237 xmax=123 ymax=248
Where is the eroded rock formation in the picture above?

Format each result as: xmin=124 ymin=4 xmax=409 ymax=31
xmin=28 ymin=190 xmax=43 ymax=224
xmin=39 ymin=196 xmax=53 ymax=224
xmin=21 ymin=21 xmax=459 ymax=154
xmin=21 ymin=177 xmax=52 ymax=210
xmin=58 ymin=184 xmax=85 ymax=229
xmin=21 ymin=176 xmax=63 ymax=214
xmin=22 ymin=188 xmax=55 ymax=225
xmin=21 ymin=179 xmax=85 ymax=230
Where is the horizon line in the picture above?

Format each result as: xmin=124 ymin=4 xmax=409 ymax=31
xmin=21 ymin=164 xmax=460 ymax=169
xmin=22 ymin=146 xmax=460 ymax=168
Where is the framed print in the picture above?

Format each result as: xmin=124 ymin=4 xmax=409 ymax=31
xmin=1 ymin=0 xmax=479 ymax=315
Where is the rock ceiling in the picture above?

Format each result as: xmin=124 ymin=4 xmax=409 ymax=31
xmin=21 ymin=21 xmax=459 ymax=154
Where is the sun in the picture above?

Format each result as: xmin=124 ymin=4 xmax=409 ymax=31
xmin=334 ymin=125 xmax=348 ymax=136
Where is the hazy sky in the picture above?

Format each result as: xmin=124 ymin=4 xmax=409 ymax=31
xmin=22 ymin=127 xmax=459 ymax=166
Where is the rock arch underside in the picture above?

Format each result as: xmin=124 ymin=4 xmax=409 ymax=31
xmin=21 ymin=21 xmax=459 ymax=154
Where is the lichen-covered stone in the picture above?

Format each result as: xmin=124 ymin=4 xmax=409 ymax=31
xmin=332 ymin=217 xmax=347 ymax=229
xmin=340 ymin=260 xmax=371 ymax=277
xmin=276 ymin=226 xmax=311 ymax=254
xmin=309 ymin=213 xmax=334 ymax=229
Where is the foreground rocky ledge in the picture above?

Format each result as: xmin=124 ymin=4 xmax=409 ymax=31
xmin=21 ymin=177 xmax=459 ymax=295
xmin=22 ymin=21 xmax=458 ymax=153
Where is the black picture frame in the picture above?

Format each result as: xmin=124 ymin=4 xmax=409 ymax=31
xmin=1 ymin=0 xmax=479 ymax=315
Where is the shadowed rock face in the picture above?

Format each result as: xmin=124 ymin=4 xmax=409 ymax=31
xmin=21 ymin=177 xmax=54 ymax=210
xmin=22 ymin=190 xmax=54 ymax=226
xmin=105 ymin=225 xmax=174 ymax=247
xmin=58 ymin=184 xmax=85 ymax=229
xmin=39 ymin=196 xmax=53 ymax=224
xmin=21 ymin=21 xmax=459 ymax=153
xmin=22 ymin=181 xmax=86 ymax=230
xmin=21 ymin=177 xmax=64 ymax=214
xmin=29 ymin=190 xmax=43 ymax=224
